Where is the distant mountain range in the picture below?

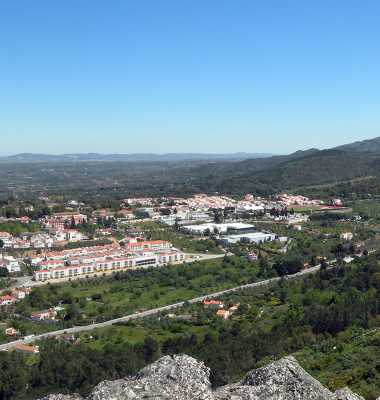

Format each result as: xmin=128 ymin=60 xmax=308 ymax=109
xmin=0 ymin=152 xmax=276 ymax=163
xmin=3 ymin=136 xmax=380 ymax=197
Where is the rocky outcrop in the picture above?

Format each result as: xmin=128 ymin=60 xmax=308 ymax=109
xmin=87 ymin=354 xmax=213 ymax=400
xmin=214 ymin=357 xmax=364 ymax=400
xmin=38 ymin=355 xmax=365 ymax=400
xmin=214 ymin=356 xmax=332 ymax=399
xmin=39 ymin=395 xmax=83 ymax=400
xmin=332 ymin=387 xmax=364 ymax=400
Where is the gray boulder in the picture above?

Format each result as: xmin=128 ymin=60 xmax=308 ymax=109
xmin=87 ymin=354 xmax=213 ymax=400
xmin=214 ymin=356 xmax=333 ymax=400
xmin=38 ymin=355 xmax=365 ymax=400
xmin=38 ymin=395 xmax=83 ymax=400
xmin=332 ymin=387 xmax=365 ymax=400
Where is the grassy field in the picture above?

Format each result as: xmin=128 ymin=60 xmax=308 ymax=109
xmin=20 ymin=256 xmax=258 ymax=329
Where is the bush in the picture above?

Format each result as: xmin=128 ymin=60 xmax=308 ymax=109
xmin=254 ymin=356 xmax=271 ymax=369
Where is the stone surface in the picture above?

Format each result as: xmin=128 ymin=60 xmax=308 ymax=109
xmin=87 ymin=354 xmax=213 ymax=400
xmin=214 ymin=356 xmax=333 ymax=400
xmin=332 ymin=387 xmax=365 ymax=400
xmin=38 ymin=395 xmax=83 ymax=400
xmin=38 ymin=355 xmax=365 ymax=400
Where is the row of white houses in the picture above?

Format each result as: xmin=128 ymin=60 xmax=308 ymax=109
xmin=33 ymin=251 xmax=185 ymax=281
xmin=33 ymin=256 xmax=156 ymax=281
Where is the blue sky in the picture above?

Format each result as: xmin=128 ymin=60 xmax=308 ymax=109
xmin=1 ymin=1 xmax=380 ymax=155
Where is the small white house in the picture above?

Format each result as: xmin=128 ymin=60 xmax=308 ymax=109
xmin=245 ymin=252 xmax=258 ymax=261
xmin=1 ymin=257 xmax=20 ymax=272
xmin=216 ymin=310 xmax=230 ymax=319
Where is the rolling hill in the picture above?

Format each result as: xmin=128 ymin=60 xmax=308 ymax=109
xmin=334 ymin=136 xmax=380 ymax=153
xmin=3 ymin=136 xmax=380 ymax=198
xmin=188 ymin=149 xmax=380 ymax=195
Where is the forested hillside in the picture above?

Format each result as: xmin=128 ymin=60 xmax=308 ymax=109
xmin=193 ymin=150 xmax=380 ymax=196
xmin=335 ymin=136 xmax=380 ymax=153
xmin=4 ymin=139 xmax=380 ymax=200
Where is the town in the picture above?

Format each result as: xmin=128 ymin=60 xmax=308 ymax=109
xmin=0 ymin=189 xmax=377 ymax=399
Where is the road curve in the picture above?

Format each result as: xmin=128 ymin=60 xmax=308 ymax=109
xmin=0 ymin=265 xmax=320 ymax=351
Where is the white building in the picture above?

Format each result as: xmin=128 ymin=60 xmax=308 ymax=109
xmin=245 ymin=252 xmax=258 ymax=261
xmin=33 ymin=270 xmax=51 ymax=281
xmin=1 ymin=256 xmax=20 ymax=272
xmin=158 ymin=251 xmax=185 ymax=264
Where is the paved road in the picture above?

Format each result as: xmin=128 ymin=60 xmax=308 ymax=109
xmin=7 ymin=276 xmax=34 ymax=291
xmin=0 ymin=264 xmax=320 ymax=351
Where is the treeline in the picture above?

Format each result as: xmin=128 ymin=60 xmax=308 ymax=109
xmin=309 ymin=212 xmax=352 ymax=221
xmin=0 ymin=221 xmax=42 ymax=237
xmin=0 ymin=337 xmax=159 ymax=399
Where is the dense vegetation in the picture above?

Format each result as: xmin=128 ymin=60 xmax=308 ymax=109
xmin=0 ymin=338 xmax=158 ymax=399
xmin=3 ymin=252 xmax=380 ymax=398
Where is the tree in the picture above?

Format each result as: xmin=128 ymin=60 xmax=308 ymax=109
xmin=160 ymin=208 xmax=171 ymax=216
xmin=279 ymin=288 xmax=288 ymax=304
xmin=61 ymin=291 xmax=75 ymax=304
xmin=310 ymin=255 xmax=316 ymax=266
xmin=259 ymin=258 xmax=269 ymax=274
xmin=140 ymin=337 xmax=159 ymax=363
xmin=66 ymin=303 xmax=78 ymax=320
xmin=113 ymin=305 xmax=123 ymax=319
xmin=214 ymin=211 xmax=223 ymax=223
xmin=320 ymin=259 xmax=328 ymax=270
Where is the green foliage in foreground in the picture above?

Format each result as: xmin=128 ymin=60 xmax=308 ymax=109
xmin=5 ymin=252 xmax=380 ymax=399
xmin=297 ymin=325 xmax=380 ymax=400
xmin=0 ymin=337 xmax=159 ymax=399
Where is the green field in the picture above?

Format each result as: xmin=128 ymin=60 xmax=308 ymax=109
xmin=3 ymin=255 xmax=259 ymax=341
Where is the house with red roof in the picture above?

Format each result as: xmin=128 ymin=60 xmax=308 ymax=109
xmin=245 ymin=252 xmax=258 ymax=261
xmin=13 ymin=345 xmax=39 ymax=355
xmin=204 ymin=300 xmax=224 ymax=309
xmin=3 ymin=327 xmax=19 ymax=336
xmin=0 ymin=295 xmax=13 ymax=305
xmin=11 ymin=290 xmax=25 ymax=300
xmin=216 ymin=310 xmax=229 ymax=319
